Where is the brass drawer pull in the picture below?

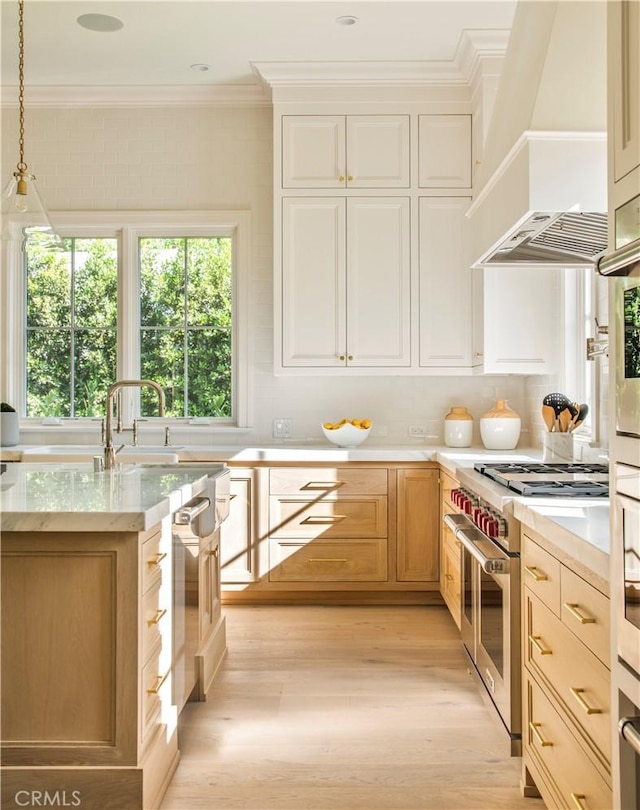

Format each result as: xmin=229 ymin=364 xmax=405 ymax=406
xmin=209 ymin=547 xmax=219 ymax=558
xmin=301 ymin=481 xmax=345 ymax=490
xmin=525 ymin=565 xmax=548 ymax=582
xmin=529 ymin=721 xmax=553 ymax=747
xmin=301 ymin=515 xmax=346 ymax=525
xmin=445 ymin=573 xmax=454 ymax=581
xmin=147 ymin=552 xmax=167 ymax=567
xmin=570 ymin=687 xmax=602 ymax=715
xmin=229 ymin=493 xmax=237 ymax=500
xmin=563 ymin=602 xmax=596 ymax=624
xmin=529 ymin=634 xmax=552 ymax=655
xmin=570 ymin=793 xmax=588 ymax=810
xmin=147 ymin=608 xmax=167 ymax=626
xmin=146 ymin=670 xmax=170 ymax=694
xmin=308 ymin=558 xmax=348 ymax=563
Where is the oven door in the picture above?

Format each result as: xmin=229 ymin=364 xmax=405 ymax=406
xmin=446 ymin=514 xmax=521 ymax=739
xmin=613 ymin=465 xmax=640 ymax=676
xmin=614 ymin=269 xmax=640 ymax=439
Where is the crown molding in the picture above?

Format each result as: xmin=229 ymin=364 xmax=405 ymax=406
xmin=0 ymin=83 xmax=271 ymax=109
xmin=251 ymin=61 xmax=466 ymax=88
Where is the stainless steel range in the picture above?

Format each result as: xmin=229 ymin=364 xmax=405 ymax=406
xmin=443 ymin=460 xmax=610 ymax=757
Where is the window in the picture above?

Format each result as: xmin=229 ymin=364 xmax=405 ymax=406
xmin=3 ymin=212 xmax=251 ymax=427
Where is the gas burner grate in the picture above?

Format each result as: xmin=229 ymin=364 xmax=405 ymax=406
xmin=507 ymin=480 xmax=609 ymax=497
xmin=474 ymin=462 xmax=609 ymax=476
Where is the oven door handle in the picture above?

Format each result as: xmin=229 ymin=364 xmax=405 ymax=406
xmin=444 ymin=514 xmax=510 ymax=575
xmin=619 ymin=717 xmax=640 ymax=756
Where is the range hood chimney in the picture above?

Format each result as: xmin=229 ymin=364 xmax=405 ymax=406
xmin=467 ymin=0 xmax=608 ymax=269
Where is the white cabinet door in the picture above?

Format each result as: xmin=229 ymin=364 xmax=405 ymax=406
xmin=346 ymin=197 xmax=411 ymax=367
xmin=282 ymin=116 xmax=346 ymax=188
xmin=418 ymin=115 xmax=472 ymax=188
xmin=281 ymin=115 xmax=409 ymax=189
xmin=346 ymin=115 xmax=410 ymax=188
xmin=281 ymin=197 xmax=410 ymax=368
xmin=281 ymin=198 xmax=347 ymax=367
xmin=479 ymin=266 xmax=561 ymax=375
xmin=610 ymin=0 xmax=640 ymax=183
xmin=419 ymin=197 xmax=472 ymax=367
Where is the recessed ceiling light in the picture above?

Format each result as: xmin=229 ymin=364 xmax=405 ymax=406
xmin=77 ymin=14 xmax=124 ymax=32
xmin=336 ymin=15 xmax=358 ymax=26
xmin=190 ymin=64 xmax=210 ymax=72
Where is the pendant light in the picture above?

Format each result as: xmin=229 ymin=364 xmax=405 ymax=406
xmin=1 ymin=0 xmax=63 ymax=251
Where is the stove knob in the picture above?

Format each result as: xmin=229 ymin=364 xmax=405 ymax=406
xmin=495 ymin=516 xmax=508 ymax=539
xmin=486 ymin=517 xmax=499 ymax=539
xmin=481 ymin=511 xmax=492 ymax=533
xmin=452 ymin=489 xmax=462 ymax=507
xmin=472 ymin=506 xmax=483 ymax=524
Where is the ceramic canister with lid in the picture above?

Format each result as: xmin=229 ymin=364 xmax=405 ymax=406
xmin=444 ymin=407 xmax=473 ymax=448
xmin=479 ymin=400 xmax=521 ymax=450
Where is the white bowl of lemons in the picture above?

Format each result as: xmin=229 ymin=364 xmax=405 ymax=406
xmin=322 ymin=418 xmax=372 ymax=448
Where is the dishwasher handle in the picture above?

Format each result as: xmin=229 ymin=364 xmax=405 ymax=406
xmin=174 ymin=497 xmax=211 ymax=525
xmin=619 ymin=717 xmax=640 ymax=757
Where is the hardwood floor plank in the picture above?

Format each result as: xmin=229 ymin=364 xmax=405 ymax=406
xmin=161 ymin=606 xmax=543 ymax=810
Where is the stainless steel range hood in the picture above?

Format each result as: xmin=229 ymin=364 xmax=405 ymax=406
xmin=486 ymin=210 xmax=608 ymax=266
xmin=468 ymin=1 xmax=608 ymax=270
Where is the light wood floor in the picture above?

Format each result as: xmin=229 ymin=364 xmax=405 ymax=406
xmin=161 ymin=605 xmax=545 ymax=810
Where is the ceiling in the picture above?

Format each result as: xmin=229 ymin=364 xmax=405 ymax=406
xmin=0 ymin=0 xmax=516 ymax=91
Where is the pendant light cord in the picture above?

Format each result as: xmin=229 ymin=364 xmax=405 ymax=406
xmin=17 ymin=0 xmax=26 ymax=175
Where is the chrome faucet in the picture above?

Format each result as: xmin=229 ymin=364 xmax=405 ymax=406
xmin=104 ymin=379 xmax=166 ymax=469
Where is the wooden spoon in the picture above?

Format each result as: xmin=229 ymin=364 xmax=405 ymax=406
xmin=541 ymin=405 xmax=556 ymax=432
xmin=558 ymin=408 xmax=572 ymax=433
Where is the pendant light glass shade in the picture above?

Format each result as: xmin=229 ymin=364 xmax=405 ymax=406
xmin=1 ymin=171 xmax=64 ymax=250
xmin=2 ymin=0 xmax=63 ymax=252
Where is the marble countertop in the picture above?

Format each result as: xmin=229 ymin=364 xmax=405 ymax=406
xmin=514 ymin=498 xmax=610 ymax=591
xmin=0 ymin=462 xmax=227 ymax=533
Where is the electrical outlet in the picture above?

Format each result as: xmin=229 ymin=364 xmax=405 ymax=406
xmin=408 ymin=425 xmax=427 ymax=438
xmin=272 ymin=418 xmax=292 ymax=438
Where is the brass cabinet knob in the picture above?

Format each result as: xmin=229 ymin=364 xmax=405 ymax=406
xmin=338 ymin=175 xmax=345 ymax=183
xmin=348 ymin=355 xmax=353 ymax=361
xmin=347 ymin=175 xmax=353 ymax=182
xmin=339 ymin=354 xmax=345 ymax=361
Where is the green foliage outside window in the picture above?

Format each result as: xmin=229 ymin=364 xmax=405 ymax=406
xmin=25 ymin=235 xmax=233 ymax=419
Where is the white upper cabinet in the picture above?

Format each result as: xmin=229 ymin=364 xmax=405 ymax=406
xmin=419 ymin=197 xmax=473 ymax=367
xmin=281 ymin=115 xmax=410 ymax=189
xmin=281 ymin=197 xmax=410 ymax=368
xmin=475 ymin=266 xmax=561 ymax=375
xmin=418 ymin=115 xmax=472 ymax=188
xmin=610 ymin=0 xmax=640 ymax=184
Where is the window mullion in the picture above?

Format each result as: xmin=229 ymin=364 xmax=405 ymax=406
xmin=119 ymin=227 xmax=141 ymax=423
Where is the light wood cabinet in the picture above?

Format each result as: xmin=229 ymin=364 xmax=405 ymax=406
xmin=221 ymin=462 xmax=442 ymax=604
xmin=521 ymin=530 xmax=612 ymax=810
xmin=282 ymin=114 xmax=410 ymax=189
xmin=418 ymin=197 xmax=473 ymax=367
xmin=418 ymin=115 xmax=472 ymax=188
xmin=220 ymin=468 xmax=257 ymax=584
xmin=195 ymin=530 xmax=226 ymax=700
xmin=1 ymin=524 xmax=178 ymax=809
xmin=439 ymin=471 xmax=462 ymax=628
xmin=281 ymin=196 xmax=411 ymax=368
xmin=396 ymin=468 xmax=439 ymax=582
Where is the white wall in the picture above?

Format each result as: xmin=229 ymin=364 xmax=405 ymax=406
xmin=1 ymin=104 xmax=530 ymax=447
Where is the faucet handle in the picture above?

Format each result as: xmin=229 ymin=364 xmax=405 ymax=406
xmin=132 ymin=418 xmax=147 ymax=447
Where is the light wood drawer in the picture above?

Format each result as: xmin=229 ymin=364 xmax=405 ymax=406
xmin=269 ymin=467 xmax=388 ymax=496
xmin=560 ymin=567 xmax=610 ymax=667
xmin=269 ymin=539 xmax=387 ymax=582
xmin=525 ymin=590 xmax=611 ymax=766
xmin=140 ymin=641 xmax=171 ymax=745
xmin=526 ymin=675 xmax=612 ymax=810
xmin=269 ymin=495 xmax=387 ymax=539
xmin=522 ymin=534 xmax=561 ymax=615
xmin=140 ymin=582 xmax=169 ymax=663
xmin=140 ymin=528 xmax=166 ymax=594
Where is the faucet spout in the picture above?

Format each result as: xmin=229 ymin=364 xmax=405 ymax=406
xmin=104 ymin=379 xmax=166 ymax=469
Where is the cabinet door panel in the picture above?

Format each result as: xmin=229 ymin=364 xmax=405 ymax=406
xmin=397 ymin=469 xmax=439 ymax=582
xmin=346 ymin=115 xmax=410 ymax=188
xmin=282 ymin=116 xmax=345 ymax=188
xmin=282 ymin=198 xmax=347 ymax=366
xmin=419 ymin=197 xmax=472 ymax=367
xmin=611 ymin=0 xmax=640 ymax=182
xmin=220 ymin=471 xmax=257 ymax=583
xmin=346 ymin=197 xmax=411 ymax=367
xmin=419 ymin=115 xmax=472 ymax=188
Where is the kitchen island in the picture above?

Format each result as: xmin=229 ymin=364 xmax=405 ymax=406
xmin=0 ymin=462 xmax=227 ymax=810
